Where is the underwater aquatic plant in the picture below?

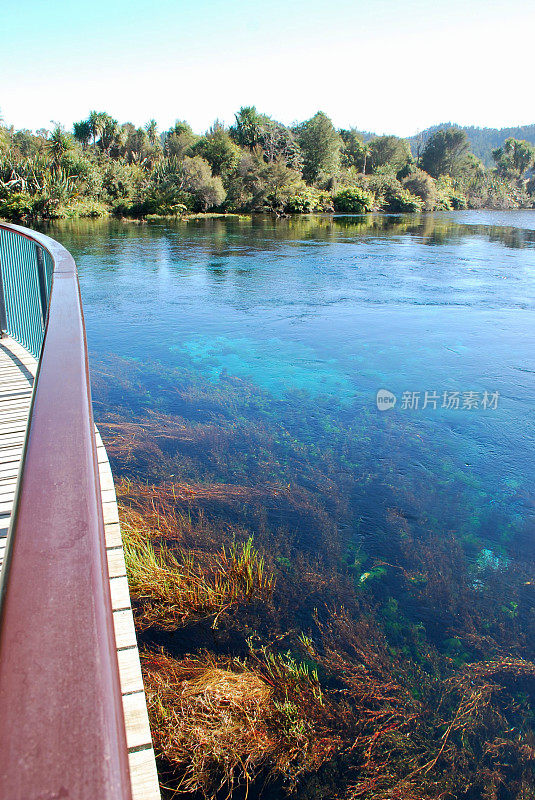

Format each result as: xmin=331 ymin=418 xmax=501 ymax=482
xmin=92 ymin=347 xmax=535 ymax=800
xmin=141 ymin=647 xmax=336 ymax=799
xmin=123 ymin=521 xmax=274 ymax=630
xmin=117 ymin=473 xmax=535 ymax=799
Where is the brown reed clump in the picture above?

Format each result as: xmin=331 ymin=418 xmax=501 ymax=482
xmin=142 ymin=647 xmax=337 ymax=799
xmin=117 ymin=485 xmax=255 ymax=558
xmin=298 ymin=609 xmax=535 ymax=800
xmin=117 ymin=482 xmax=535 ymax=799
xmin=116 ymin=472 xmax=342 ymax=564
xmin=425 ymin=657 xmax=535 ymax=772
xmin=122 ymin=525 xmax=274 ymax=631
xmin=118 ymin=474 xmax=286 ymax=508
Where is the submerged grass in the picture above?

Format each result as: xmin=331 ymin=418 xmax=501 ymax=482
xmin=118 ymin=479 xmax=535 ymax=800
xmin=122 ymin=522 xmax=274 ymax=630
xmin=142 ymin=646 xmax=336 ymax=799
xmin=96 ymin=356 xmax=535 ymax=800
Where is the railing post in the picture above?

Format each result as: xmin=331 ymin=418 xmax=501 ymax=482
xmin=35 ymin=243 xmax=48 ymax=327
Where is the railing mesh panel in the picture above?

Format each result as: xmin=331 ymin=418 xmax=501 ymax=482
xmin=0 ymin=228 xmax=52 ymax=358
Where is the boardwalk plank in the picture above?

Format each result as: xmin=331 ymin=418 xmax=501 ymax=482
xmin=128 ymin=748 xmax=161 ymax=800
xmin=97 ymin=433 xmax=160 ymax=798
xmin=0 ymin=338 xmax=33 ymax=576
xmin=107 ymin=547 xmax=127 ymax=579
xmin=123 ymin=692 xmax=154 ymax=751
xmin=105 ymin=522 xmax=123 ymax=548
xmin=113 ymin=609 xmax=138 ymax=650
xmin=110 ymin=576 xmax=132 ymax=611
xmin=117 ymin=648 xmax=145 ymax=695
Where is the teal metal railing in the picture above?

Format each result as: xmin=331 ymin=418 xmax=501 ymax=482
xmin=0 ymin=227 xmax=54 ymax=358
xmin=0 ymin=222 xmax=133 ymax=800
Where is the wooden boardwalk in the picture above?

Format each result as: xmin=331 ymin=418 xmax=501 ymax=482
xmin=0 ymin=336 xmax=160 ymax=800
xmin=0 ymin=337 xmax=36 ymax=566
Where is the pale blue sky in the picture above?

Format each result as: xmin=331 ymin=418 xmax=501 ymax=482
xmin=1 ymin=0 xmax=533 ymax=135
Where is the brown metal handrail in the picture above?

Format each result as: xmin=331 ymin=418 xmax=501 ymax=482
xmin=0 ymin=223 xmax=132 ymax=799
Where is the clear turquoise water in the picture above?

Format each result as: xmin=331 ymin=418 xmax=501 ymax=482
xmin=44 ymin=211 xmax=535 ymax=621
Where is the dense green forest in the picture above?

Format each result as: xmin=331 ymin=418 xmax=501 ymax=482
xmin=407 ymin=123 xmax=535 ymax=167
xmin=1 ymin=107 xmax=534 ymax=220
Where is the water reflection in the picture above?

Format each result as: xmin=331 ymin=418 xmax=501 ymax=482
xmin=42 ymin=209 xmax=535 ymax=251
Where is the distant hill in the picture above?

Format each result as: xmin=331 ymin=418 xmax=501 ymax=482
xmin=408 ymin=124 xmax=535 ymax=166
xmin=353 ymin=124 xmax=535 ymax=167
